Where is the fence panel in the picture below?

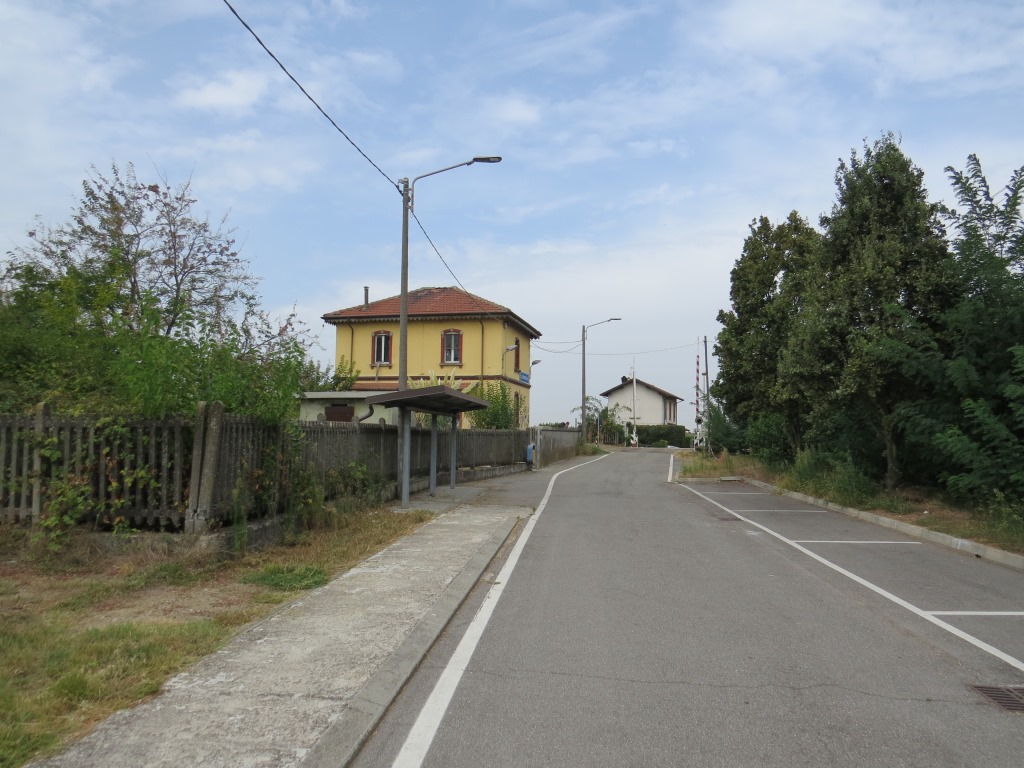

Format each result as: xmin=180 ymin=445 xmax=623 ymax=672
xmin=0 ymin=411 xmax=192 ymax=528
xmin=0 ymin=416 xmax=33 ymax=522
xmin=3 ymin=406 xmax=535 ymax=531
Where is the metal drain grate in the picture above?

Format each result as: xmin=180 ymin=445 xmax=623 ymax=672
xmin=972 ymin=685 xmax=1024 ymax=712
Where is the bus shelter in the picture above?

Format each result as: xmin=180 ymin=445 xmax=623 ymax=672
xmin=364 ymin=385 xmax=490 ymax=506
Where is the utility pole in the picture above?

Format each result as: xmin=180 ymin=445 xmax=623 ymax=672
xmin=703 ymin=335 xmax=711 ymax=455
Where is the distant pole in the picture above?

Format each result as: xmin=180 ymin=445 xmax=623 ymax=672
xmin=581 ymin=323 xmax=586 ymax=443
xmin=580 ymin=317 xmax=621 ymax=444
xmin=703 ymin=335 xmax=711 ymax=455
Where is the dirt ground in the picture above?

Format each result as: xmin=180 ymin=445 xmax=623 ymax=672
xmin=0 ymin=532 xmax=279 ymax=632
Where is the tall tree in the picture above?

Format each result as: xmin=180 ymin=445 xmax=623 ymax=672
xmin=714 ymin=211 xmax=820 ymax=451
xmin=0 ymin=162 xmax=310 ymax=419
xmin=927 ymin=156 xmax=1024 ymax=499
xmin=799 ymin=134 xmax=955 ymax=489
xmin=5 ymin=162 xmax=258 ymax=339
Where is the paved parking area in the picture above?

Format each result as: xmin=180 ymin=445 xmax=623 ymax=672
xmin=681 ymin=479 xmax=1024 ymax=677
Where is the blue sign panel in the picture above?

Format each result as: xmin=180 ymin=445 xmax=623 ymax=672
xmin=519 ymin=372 xmax=530 ymax=383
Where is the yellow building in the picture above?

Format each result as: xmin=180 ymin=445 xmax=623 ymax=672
xmin=321 ymin=286 xmax=541 ymax=427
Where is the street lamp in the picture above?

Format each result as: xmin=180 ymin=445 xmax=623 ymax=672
xmin=501 ymin=343 xmax=518 ymax=375
xmin=581 ymin=317 xmax=620 ymax=443
xmin=396 ymin=156 xmax=501 ymax=506
xmin=399 ymin=156 xmax=501 ymax=391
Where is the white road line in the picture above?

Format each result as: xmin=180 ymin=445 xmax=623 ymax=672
xmin=390 ymin=454 xmax=612 ymax=768
xmin=928 ymin=611 xmax=1024 ymax=616
xmin=683 ymin=485 xmax=1024 ymax=674
xmin=738 ymin=509 xmax=827 ymax=513
xmin=701 ymin=491 xmax=769 ymax=495
xmin=793 ymin=540 xmax=921 ymax=545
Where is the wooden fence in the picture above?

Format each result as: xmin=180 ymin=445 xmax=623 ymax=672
xmin=0 ymin=405 xmax=191 ymax=529
xmin=2 ymin=402 xmax=533 ymax=532
xmin=188 ymin=403 xmax=530 ymax=530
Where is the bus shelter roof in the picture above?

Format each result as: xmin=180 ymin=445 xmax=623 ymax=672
xmin=364 ymin=385 xmax=490 ymax=417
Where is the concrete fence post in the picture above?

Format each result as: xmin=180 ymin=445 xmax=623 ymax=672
xmin=190 ymin=401 xmax=224 ymax=533
xmin=186 ymin=402 xmax=207 ymax=531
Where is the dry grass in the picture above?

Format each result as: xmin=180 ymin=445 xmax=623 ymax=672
xmin=0 ymin=506 xmax=433 ymax=768
xmin=675 ymin=450 xmax=776 ymax=483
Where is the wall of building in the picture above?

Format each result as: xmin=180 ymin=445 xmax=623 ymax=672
xmin=332 ymin=318 xmax=535 ymax=426
xmin=607 ymin=385 xmax=674 ymax=426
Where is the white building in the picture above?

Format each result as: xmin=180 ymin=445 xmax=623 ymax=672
xmin=296 ymin=391 xmax=396 ymax=425
xmin=600 ymin=376 xmax=682 ymax=426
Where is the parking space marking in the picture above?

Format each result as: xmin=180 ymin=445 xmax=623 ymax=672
xmin=702 ymin=491 xmax=770 ymax=495
xmin=794 ymin=540 xmax=921 ymax=545
xmin=683 ymin=483 xmax=1024 ymax=674
xmin=740 ymin=509 xmax=827 ymax=513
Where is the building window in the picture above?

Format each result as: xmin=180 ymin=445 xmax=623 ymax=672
xmin=514 ymin=338 xmax=521 ymax=372
xmin=442 ymin=330 xmax=462 ymax=365
xmin=372 ymin=331 xmax=392 ymax=366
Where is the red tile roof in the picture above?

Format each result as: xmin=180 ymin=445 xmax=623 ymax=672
xmin=350 ymin=381 xmax=398 ymax=391
xmin=322 ymin=286 xmax=541 ymax=338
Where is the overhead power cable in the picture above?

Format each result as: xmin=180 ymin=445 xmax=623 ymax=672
xmin=533 ymin=340 xmax=702 ymax=356
xmin=221 ymin=0 xmax=396 ymax=189
xmin=223 ymin=0 xmax=511 ymax=332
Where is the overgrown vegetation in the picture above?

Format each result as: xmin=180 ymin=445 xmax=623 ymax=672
xmin=712 ymin=134 xmax=1024 ymax=534
xmin=0 ymin=161 xmax=340 ymax=420
xmin=0 ymin=503 xmax=433 ymax=768
xmin=468 ymin=381 xmax=520 ymax=429
xmin=571 ymin=396 xmax=628 ymax=444
xmin=635 ymin=424 xmax=692 ymax=448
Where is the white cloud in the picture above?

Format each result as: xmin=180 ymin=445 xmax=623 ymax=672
xmin=483 ymin=94 xmax=544 ymax=127
xmin=173 ymin=69 xmax=270 ymax=113
xmin=484 ymin=8 xmax=646 ymax=76
xmin=325 ymin=0 xmax=369 ymax=20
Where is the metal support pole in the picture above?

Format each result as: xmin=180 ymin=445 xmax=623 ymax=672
xmin=401 ymin=408 xmax=411 ymax=506
xmin=450 ymin=414 xmax=458 ymax=490
xmin=580 ymin=323 xmax=586 ymax=444
xmin=429 ymin=414 xmax=438 ymax=497
xmin=396 ymin=178 xmax=412 ymax=506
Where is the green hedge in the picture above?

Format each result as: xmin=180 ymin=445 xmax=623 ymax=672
xmin=635 ymin=424 xmax=692 ymax=447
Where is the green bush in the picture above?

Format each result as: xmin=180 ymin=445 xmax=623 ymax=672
xmin=783 ymin=449 xmax=878 ymax=508
xmin=746 ymin=413 xmax=793 ymax=464
xmin=635 ymin=424 xmax=691 ymax=447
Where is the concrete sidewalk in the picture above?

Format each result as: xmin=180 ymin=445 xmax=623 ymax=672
xmin=33 ymin=485 xmax=532 ymax=768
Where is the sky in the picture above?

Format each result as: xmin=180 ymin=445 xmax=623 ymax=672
xmin=2 ymin=0 xmax=1022 ymax=429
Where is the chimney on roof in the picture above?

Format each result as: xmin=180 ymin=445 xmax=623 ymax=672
xmin=363 ymin=286 xmax=369 ymax=310
xmin=622 ymin=376 xmax=629 ymax=384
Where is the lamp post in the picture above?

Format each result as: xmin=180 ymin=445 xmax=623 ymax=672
xmin=396 ymin=156 xmax=501 ymax=506
xmin=501 ymin=343 xmax=518 ymax=377
xmin=581 ymin=317 xmax=620 ymax=444
xmin=398 ymin=156 xmax=501 ymax=391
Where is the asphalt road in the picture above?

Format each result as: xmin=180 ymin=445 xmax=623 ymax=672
xmin=351 ymin=450 xmax=1024 ymax=768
